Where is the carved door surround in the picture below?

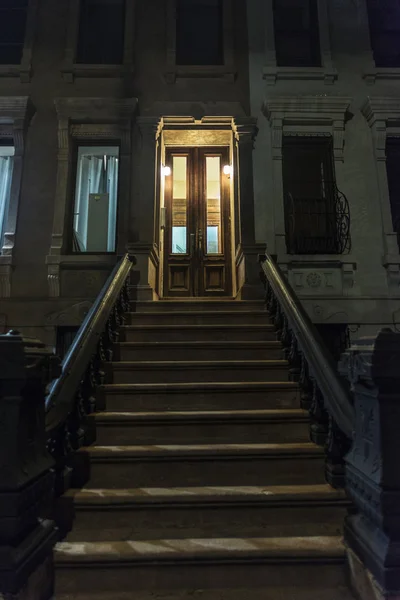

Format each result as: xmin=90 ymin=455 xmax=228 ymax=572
xmin=263 ymin=95 xmax=356 ymax=292
xmin=62 ymin=0 xmax=136 ymax=82
xmin=158 ymin=114 xmax=258 ymax=299
xmin=262 ymin=0 xmax=336 ymax=85
xmin=362 ymin=97 xmax=400 ymax=290
xmin=46 ymin=97 xmax=137 ymax=298
xmin=0 ymin=96 xmax=33 ymax=298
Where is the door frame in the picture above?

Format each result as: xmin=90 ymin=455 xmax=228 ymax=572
xmin=162 ymin=145 xmax=232 ymax=297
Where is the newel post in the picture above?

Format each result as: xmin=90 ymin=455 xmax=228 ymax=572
xmin=339 ymin=329 xmax=400 ymax=599
xmin=0 ymin=331 xmax=59 ymax=599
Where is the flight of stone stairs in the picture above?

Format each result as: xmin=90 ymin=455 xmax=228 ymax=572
xmin=54 ymin=299 xmax=354 ymax=600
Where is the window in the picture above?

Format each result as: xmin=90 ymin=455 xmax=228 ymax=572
xmin=176 ymin=0 xmax=223 ymax=65
xmin=0 ymin=144 xmax=14 ymax=248
xmin=76 ymin=0 xmax=125 ymax=64
xmin=72 ymin=146 xmax=119 ymax=253
xmin=0 ymin=0 xmax=28 ymax=65
xmin=273 ymin=0 xmax=320 ymax=67
xmin=385 ymin=138 xmax=400 ymax=249
xmin=366 ymin=0 xmax=400 ymax=68
xmin=283 ymin=137 xmax=341 ymax=254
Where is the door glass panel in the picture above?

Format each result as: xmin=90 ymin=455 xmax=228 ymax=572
xmin=206 ymin=156 xmax=221 ymax=254
xmin=172 ymin=156 xmax=187 ymax=253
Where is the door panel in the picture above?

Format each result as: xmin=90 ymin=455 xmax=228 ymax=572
xmin=163 ymin=147 xmax=231 ymax=297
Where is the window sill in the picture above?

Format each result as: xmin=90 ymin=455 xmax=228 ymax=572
xmin=0 ymin=64 xmax=31 ymax=82
xmin=62 ymin=63 xmax=133 ymax=83
xmin=165 ymin=65 xmax=236 ymax=83
xmin=363 ymin=68 xmax=400 ymax=84
xmin=263 ymin=66 xmax=337 ymax=85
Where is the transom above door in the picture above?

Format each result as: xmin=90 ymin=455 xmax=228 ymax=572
xmin=163 ymin=146 xmax=232 ymax=297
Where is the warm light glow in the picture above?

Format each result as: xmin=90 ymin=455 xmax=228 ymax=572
xmin=162 ymin=165 xmax=171 ymax=177
xmin=223 ymin=164 xmax=232 ymax=177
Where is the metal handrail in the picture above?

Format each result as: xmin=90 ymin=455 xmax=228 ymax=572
xmin=260 ymin=252 xmax=354 ymax=439
xmin=45 ymin=253 xmax=133 ymax=435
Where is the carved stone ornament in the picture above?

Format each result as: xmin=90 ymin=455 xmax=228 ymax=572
xmin=306 ymin=272 xmax=322 ymax=288
xmin=341 ymin=329 xmax=400 ymax=595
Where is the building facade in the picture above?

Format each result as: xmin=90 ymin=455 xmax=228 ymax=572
xmin=0 ymin=0 xmax=399 ymax=350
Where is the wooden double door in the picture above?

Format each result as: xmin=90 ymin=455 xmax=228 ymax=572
xmin=163 ymin=146 xmax=232 ymax=297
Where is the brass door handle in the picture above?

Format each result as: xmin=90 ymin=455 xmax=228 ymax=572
xmin=198 ymin=229 xmax=203 ymax=258
xmin=189 ymin=233 xmax=195 ymax=256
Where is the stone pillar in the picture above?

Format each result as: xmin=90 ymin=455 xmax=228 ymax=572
xmin=0 ymin=331 xmax=59 ymax=599
xmin=128 ymin=117 xmax=161 ymax=301
xmin=234 ymin=117 xmax=265 ymax=299
xmin=339 ymin=329 xmax=400 ymax=599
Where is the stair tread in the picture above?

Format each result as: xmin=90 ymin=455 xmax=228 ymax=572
xmin=102 ymin=381 xmax=299 ymax=390
xmin=64 ymin=483 xmax=347 ymax=505
xmin=94 ymin=409 xmax=308 ymax=422
xmin=56 ymin=589 xmax=355 ymax=600
xmin=55 ymin=535 xmax=345 ymax=564
xmin=110 ymin=360 xmax=288 ymax=368
xmin=128 ymin=311 xmax=268 ymax=316
xmin=121 ymin=324 xmax=275 ymax=330
xmin=117 ymin=341 xmax=281 ymax=347
xmin=80 ymin=442 xmax=323 ymax=458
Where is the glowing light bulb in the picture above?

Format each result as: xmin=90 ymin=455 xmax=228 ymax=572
xmin=162 ymin=165 xmax=171 ymax=177
xmin=223 ymin=164 xmax=232 ymax=177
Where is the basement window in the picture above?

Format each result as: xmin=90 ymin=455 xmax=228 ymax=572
xmin=72 ymin=145 xmax=119 ymax=253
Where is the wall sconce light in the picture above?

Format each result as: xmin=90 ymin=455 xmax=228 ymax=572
xmin=162 ymin=165 xmax=171 ymax=177
xmin=223 ymin=164 xmax=232 ymax=178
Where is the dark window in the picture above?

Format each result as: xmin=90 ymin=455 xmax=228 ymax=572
xmin=176 ymin=0 xmax=223 ymax=66
xmin=283 ymin=137 xmax=345 ymax=254
xmin=386 ymin=138 xmax=400 ymax=250
xmin=76 ymin=0 xmax=125 ymax=65
xmin=366 ymin=0 xmax=400 ymax=68
xmin=56 ymin=327 xmax=80 ymax=360
xmin=0 ymin=0 xmax=28 ymax=65
xmin=273 ymin=0 xmax=320 ymax=67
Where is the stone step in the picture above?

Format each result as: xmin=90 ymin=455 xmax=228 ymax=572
xmin=127 ymin=311 xmax=270 ymax=326
xmin=129 ymin=300 xmax=265 ymax=313
xmin=72 ymin=443 xmax=326 ymax=489
xmin=56 ymin=588 xmax=355 ymax=600
xmin=93 ymin=409 xmax=309 ymax=445
xmin=54 ymin=536 xmax=347 ymax=595
xmin=115 ymin=341 xmax=284 ymax=362
xmin=60 ymin=484 xmax=348 ymax=543
xmin=99 ymin=381 xmax=301 ymax=412
xmin=106 ymin=360 xmax=289 ymax=385
xmin=120 ymin=324 xmax=276 ymax=343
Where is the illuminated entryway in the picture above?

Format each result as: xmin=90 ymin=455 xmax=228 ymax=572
xmin=162 ymin=145 xmax=232 ymax=297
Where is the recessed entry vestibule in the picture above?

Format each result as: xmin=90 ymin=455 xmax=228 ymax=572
xmin=158 ymin=121 xmax=238 ymax=298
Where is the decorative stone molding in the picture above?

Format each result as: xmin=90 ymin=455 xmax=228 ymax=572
xmin=0 ymin=0 xmax=38 ymax=82
xmin=280 ymin=257 xmax=357 ymax=297
xmin=362 ymin=97 xmax=400 ymax=285
xmin=62 ymin=0 xmax=136 ymax=82
xmin=262 ymin=0 xmax=337 ymax=85
xmin=165 ymin=0 xmax=236 ymax=82
xmin=339 ymin=329 xmax=400 ymax=596
xmin=46 ymin=97 xmax=137 ymax=297
xmin=262 ymin=95 xmax=352 ymax=257
xmin=0 ymin=96 xmax=34 ymax=298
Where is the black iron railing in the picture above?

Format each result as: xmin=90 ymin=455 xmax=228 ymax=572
xmin=284 ymin=187 xmax=351 ymax=255
xmin=46 ymin=253 xmax=134 ymax=492
xmin=259 ymin=252 xmax=354 ymax=487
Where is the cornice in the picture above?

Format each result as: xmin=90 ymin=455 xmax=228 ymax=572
xmin=0 ymin=96 xmax=31 ymax=123
xmin=54 ymin=97 xmax=138 ymax=122
xmin=263 ymin=96 xmax=352 ymax=122
xmin=362 ymin=97 xmax=400 ymax=126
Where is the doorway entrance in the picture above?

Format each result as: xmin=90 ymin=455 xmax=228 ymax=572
xmin=163 ymin=146 xmax=232 ymax=297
